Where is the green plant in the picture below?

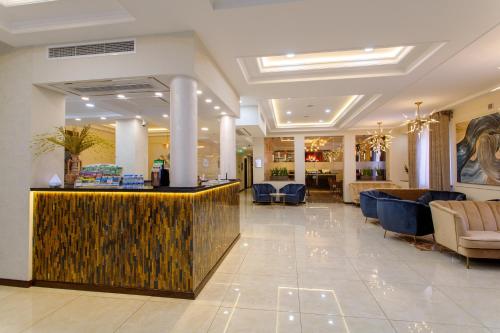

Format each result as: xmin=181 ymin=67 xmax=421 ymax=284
xmin=375 ymin=168 xmax=384 ymax=176
xmin=33 ymin=125 xmax=113 ymax=157
xmin=362 ymin=168 xmax=373 ymax=176
xmin=33 ymin=125 xmax=114 ymax=184
xmin=271 ymin=167 xmax=288 ymax=177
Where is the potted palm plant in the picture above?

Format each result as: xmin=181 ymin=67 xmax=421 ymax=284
xmin=33 ymin=125 xmax=113 ymax=185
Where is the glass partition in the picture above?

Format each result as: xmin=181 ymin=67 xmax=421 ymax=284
xmin=264 ymin=137 xmax=295 ymax=181
xmin=305 ymin=136 xmax=344 ymax=201
xmin=355 ymin=135 xmax=387 ymax=181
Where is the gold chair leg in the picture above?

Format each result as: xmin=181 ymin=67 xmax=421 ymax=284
xmin=364 ymin=217 xmax=368 ymax=223
xmin=384 ymin=230 xmax=387 ymax=238
xmin=466 ymin=256 xmax=470 ymax=269
xmin=432 ymin=234 xmax=436 ymax=243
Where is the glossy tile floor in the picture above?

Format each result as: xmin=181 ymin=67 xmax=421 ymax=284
xmin=2 ymin=190 xmax=500 ymax=332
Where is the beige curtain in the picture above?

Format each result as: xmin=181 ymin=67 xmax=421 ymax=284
xmin=407 ymin=127 xmax=418 ymax=188
xmin=429 ymin=110 xmax=453 ymax=190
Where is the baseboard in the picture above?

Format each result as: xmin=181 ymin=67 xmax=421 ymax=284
xmin=0 ymin=278 xmax=32 ymax=288
xmin=32 ymin=280 xmax=195 ymax=299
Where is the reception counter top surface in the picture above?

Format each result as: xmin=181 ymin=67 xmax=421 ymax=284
xmin=30 ymin=180 xmax=238 ymax=193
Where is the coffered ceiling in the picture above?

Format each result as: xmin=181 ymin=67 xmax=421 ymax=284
xmin=1 ymin=0 xmax=500 ymax=132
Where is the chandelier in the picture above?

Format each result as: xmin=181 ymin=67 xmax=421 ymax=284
xmin=306 ymin=138 xmax=327 ymax=152
xmin=407 ymin=101 xmax=438 ymax=135
xmin=364 ymin=122 xmax=394 ymax=153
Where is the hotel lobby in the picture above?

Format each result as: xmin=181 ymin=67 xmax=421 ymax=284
xmin=1 ymin=1 xmax=500 ymax=332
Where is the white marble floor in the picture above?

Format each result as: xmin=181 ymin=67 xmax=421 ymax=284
xmin=2 ymin=190 xmax=500 ymax=332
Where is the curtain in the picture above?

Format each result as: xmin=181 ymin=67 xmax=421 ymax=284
xmin=429 ymin=110 xmax=453 ymax=190
xmin=407 ymin=126 xmax=418 ymax=188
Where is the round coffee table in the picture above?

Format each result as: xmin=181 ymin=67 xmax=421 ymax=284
xmin=269 ymin=192 xmax=287 ymax=205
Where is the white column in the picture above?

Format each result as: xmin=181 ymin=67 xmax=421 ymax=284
xmin=294 ymin=135 xmax=305 ymax=184
xmin=343 ymin=133 xmax=356 ymax=203
xmin=115 ymin=119 xmax=149 ymax=177
xmin=220 ymin=115 xmax=236 ymax=179
xmin=170 ymin=76 xmax=198 ymax=187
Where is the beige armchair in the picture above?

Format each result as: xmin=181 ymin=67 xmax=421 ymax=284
xmin=430 ymin=200 xmax=500 ymax=268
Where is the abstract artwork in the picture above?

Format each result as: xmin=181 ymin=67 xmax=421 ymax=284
xmin=456 ymin=112 xmax=500 ymax=185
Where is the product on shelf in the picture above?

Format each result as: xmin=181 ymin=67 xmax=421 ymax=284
xmin=74 ymin=164 xmax=123 ymax=187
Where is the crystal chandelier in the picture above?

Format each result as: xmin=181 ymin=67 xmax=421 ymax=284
xmin=364 ymin=122 xmax=394 ymax=153
xmin=407 ymin=101 xmax=438 ymax=135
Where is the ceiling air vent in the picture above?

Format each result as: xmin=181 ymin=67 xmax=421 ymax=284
xmin=236 ymin=128 xmax=252 ymax=137
xmin=48 ymin=40 xmax=135 ymax=59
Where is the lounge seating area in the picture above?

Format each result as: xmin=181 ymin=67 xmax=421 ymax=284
xmin=252 ymin=183 xmax=306 ymax=205
xmin=360 ymin=188 xmax=467 ymax=238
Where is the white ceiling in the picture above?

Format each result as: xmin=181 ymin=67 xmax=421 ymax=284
xmin=2 ymin=0 xmax=500 ymax=132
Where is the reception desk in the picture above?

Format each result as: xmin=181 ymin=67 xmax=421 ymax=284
xmin=30 ymin=181 xmax=240 ymax=299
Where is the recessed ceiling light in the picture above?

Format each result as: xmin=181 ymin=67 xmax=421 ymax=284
xmin=81 ymin=97 xmax=89 ymax=101
xmin=325 ymin=109 xmax=331 ymax=113
xmin=287 ymin=120 xmax=291 ymax=124
xmin=0 ymin=0 xmax=57 ymax=7
xmin=117 ymin=94 xmax=126 ymax=99
xmin=220 ymin=111 xmax=227 ymax=115
xmin=197 ymin=145 xmax=205 ymax=149
xmin=197 ymin=90 xmax=203 ymax=95
xmin=205 ymin=99 xmax=212 ymax=103
xmin=162 ymin=114 xmax=169 ymax=118
xmin=85 ymin=103 xmax=95 ymax=108
xmin=286 ymin=111 xmax=292 ymax=115
xmin=319 ymin=120 xmax=324 ymax=123
xmin=135 ymin=115 xmax=142 ymax=119
xmin=75 ymin=118 xmax=81 ymax=121
xmin=286 ymin=53 xmax=295 ymax=58
xmin=154 ymin=92 xmax=163 ymax=97
xmin=214 ymin=105 xmax=221 ymax=110
xmin=239 ymin=100 xmax=242 ymax=104
xmin=201 ymin=127 xmax=209 ymax=131
xmin=364 ymin=47 xmax=374 ymax=52
xmin=100 ymin=117 xmax=107 ymax=120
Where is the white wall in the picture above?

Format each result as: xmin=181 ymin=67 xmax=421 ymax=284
xmin=0 ymin=48 xmax=65 ymax=281
xmin=450 ymin=89 xmax=500 ymax=200
xmin=115 ymin=119 xmax=149 ymax=177
xmin=387 ymin=127 xmax=409 ymax=188
xmin=252 ymin=137 xmax=265 ymax=183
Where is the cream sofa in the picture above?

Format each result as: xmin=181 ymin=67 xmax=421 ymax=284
xmin=430 ymin=200 xmax=500 ymax=268
xmin=349 ymin=182 xmax=400 ymax=204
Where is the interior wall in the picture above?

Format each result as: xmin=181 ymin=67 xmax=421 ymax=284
xmin=78 ymin=127 xmax=116 ymax=166
xmin=387 ymin=127 xmax=409 ymax=188
xmin=0 ymin=48 xmax=65 ymax=281
xmin=450 ymin=89 xmax=500 ymax=200
xmin=115 ymin=119 xmax=149 ymax=177
xmin=148 ymin=134 xmax=169 ymax=172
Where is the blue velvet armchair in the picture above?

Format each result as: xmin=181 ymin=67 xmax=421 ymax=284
xmin=359 ymin=190 xmax=401 ymax=222
xmin=279 ymin=184 xmax=306 ymax=205
xmin=252 ymin=183 xmax=277 ymax=203
xmin=377 ymin=198 xmax=434 ymax=237
xmin=416 ymin=190 xmax=466 ymax=205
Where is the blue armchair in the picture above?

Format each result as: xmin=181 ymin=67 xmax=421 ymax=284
xmin=416 ymin=190 xmax=466 ymax=205
xmin=252 ymin=183 xmax=277 ymax=203
xmin=279 ymin=184 xmax=306 ymax=205
xmin=377 ymin=198 xmax=434 ymax=237
xmin=359 ymin=190 xmax=401 ymax=222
